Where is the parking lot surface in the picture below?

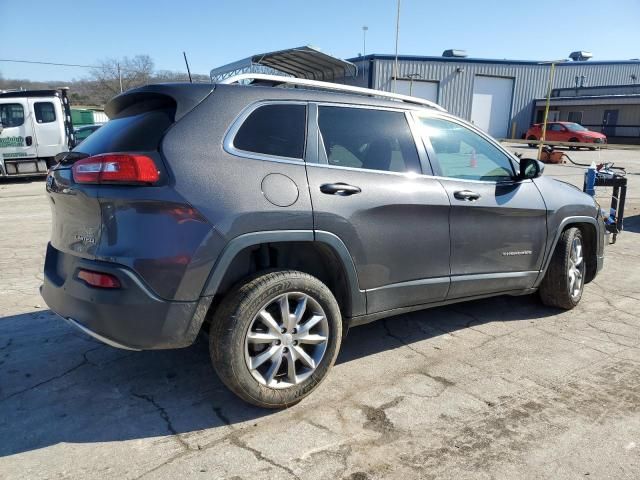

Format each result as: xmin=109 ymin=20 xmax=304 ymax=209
xmin=1 ymin=146 xmax=639 ymax=479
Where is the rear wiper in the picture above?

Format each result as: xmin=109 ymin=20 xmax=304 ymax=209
xmin=54 ymin=151 xmax=90 ymax=166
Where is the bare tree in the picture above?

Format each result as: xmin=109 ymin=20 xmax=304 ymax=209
xmin=89 ymin=55 xmax=154 ymax=103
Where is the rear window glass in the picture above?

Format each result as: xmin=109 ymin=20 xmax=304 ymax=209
xmin=74 ymin=109 xmax=173 ymax=155
xmin=0 ymin=103 xmax=25 ymax=127
xmin=233 ymin=104 xmax=306 ymax=159
xmin=35 ymin=102 xmax=56 ymax=123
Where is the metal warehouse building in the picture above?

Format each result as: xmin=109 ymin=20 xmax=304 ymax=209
xmin=347 ymin=54 xmax=640 ymax=141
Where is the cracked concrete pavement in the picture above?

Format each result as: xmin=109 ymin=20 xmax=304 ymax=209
xmin=1 ymin=146 xmax=639 ymax=479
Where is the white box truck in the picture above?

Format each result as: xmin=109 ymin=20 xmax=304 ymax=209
xmin=0 ymin=88 xmax=74 ymax=177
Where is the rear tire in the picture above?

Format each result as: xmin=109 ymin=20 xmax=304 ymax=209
xmin=539 ymin=227 xmax=585 ymax=310
xmin=209 ymin=270 xmax=342 ymax=408
xmin=527 ymin=135 xmax=537 ymax=148
xmin=568 ymin=137 xmax=579 ymax=150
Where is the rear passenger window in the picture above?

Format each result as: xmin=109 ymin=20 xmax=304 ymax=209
xmin=318 ymin=106 xmax=421 ymax=174
xmin=233 ymin=104 xmax=306 ymax=159
xmin=35 ymin=102 xmax=56 ymax=123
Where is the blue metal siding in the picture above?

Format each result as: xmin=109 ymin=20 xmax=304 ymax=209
xmin=349 ymin=58 xmax=640 ymax=137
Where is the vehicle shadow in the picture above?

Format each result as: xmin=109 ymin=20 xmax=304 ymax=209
xmin=0 ymin=294 xmax=557 ymax=457
xmin=623 ymin=214 xmax=640 ymax=234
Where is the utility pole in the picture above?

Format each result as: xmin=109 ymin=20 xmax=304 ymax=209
xmin=538 ymin=62 xmax=557 ymax=160
xmin=393 ymin=0 xmax=401 ymax=93
xmin=117 ymin=62 xmax=123 ymax=93
xmin=362 ymin=26 xmax=368 ymax=81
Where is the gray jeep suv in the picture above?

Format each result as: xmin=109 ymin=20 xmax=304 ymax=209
xmin=42 ymin=75 xmax=606 ymax=408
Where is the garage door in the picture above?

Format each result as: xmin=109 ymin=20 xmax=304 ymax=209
xmin=470 ymin=76 xmax=514 ymax=138
xmin=395 ymin=79 xmax=438 ymax=103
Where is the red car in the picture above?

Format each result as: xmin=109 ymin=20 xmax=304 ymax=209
xmin=526 ymin=122 xmax=607 ymax=150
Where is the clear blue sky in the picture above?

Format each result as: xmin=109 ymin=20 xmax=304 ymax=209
xmin=2 ymin=0 xmax=639 ymax=81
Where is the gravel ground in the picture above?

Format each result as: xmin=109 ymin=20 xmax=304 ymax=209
xmin=0 ymin=145 xmax=639 ymax=479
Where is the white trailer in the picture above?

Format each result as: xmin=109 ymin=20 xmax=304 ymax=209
xmin=0 ymin=89 xmax=74 ymax=177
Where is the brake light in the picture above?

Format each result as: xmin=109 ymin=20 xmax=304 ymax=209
xmin=72 ymin=154 xmax=160 ymax=184
xmin=78 ymin=269 xmax=121 ymax=289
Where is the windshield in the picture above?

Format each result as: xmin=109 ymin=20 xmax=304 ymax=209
xmin=566 ymin=123 xmax=588 ymax=132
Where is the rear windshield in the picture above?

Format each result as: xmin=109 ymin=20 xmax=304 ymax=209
xmin=74 ymin=109 xmax=173 ymax=155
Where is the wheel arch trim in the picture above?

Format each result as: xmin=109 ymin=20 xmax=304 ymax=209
xmin=534 ymin=215 xmax=599 ymax=287
xmin=200 ymin=230 xmax=366 ymax=317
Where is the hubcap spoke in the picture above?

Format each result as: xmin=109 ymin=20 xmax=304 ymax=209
xmin=250 ymin=345 xmax=281 ymax=370
xmin=294 ymin=346 xmax=315 ymax=369
xmin=568 ymin=238 xmax=585 ymax=299
xmin=285 ymin=348 xmax=298 ymax=385
xmin=293 ymin=296 xmax=308 ymax=326
xmin=296 ymin=333 xmax=327 ymax=345
xmin=297 ymin=314 xmax=324 ymax=335
xmin=263 ymin=348 xmax=284 ymax=384
xmin=247 ymin=332 xmax=279 ymax=344
xmin=258 ymin=310 xmax=281 ymax=332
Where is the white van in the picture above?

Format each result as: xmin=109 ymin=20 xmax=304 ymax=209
xmin=0 ymin=89 xmax=74 ymax=177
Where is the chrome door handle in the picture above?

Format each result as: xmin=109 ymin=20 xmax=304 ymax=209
xmin=320 ymin=183 xmax=361 ymax=196
xmin=453 ymin=190 xmax=481 ymax=201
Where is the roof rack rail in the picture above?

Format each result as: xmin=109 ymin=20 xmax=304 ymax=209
xmin=218 ymin=73 xmax=446 ymax=111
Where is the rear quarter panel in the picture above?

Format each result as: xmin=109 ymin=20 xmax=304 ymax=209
xmin=160 ymin=87 xmax=313 ymax=243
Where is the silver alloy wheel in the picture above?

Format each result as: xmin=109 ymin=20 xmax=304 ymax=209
xmin=244 ymin=292 xmax=329 ymax=389
xmin=568 ymin=237 xmax=585 ymax=300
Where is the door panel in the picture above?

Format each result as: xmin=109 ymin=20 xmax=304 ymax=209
xmin=29 ymin=99 xmax=64 ymax=157
xmin=415 ymin=113 xmax=547 ymax=298
xmin=438 ymin=178 xmax=547 ymax=298
xmin=307 ymin=104 xmax=451 ymax=314
xmin=0 ymin=100 xmax=38 ymax=161
xmin=307 ymin=165 xmax=451 ymax=311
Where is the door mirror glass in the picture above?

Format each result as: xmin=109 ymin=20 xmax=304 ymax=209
xmin=519 ymin=158 xmax=544 ymax=179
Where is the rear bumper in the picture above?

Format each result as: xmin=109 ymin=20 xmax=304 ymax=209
xmin=41 ymin=243 xmax=210 ymax=350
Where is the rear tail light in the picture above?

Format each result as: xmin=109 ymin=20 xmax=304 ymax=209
xmin=72 ymin=154 xmax=160 ymax=184
xmin=78 ymin=269 xmax=121 ymax=289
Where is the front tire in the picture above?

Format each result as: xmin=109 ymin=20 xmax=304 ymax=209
xmin=210 ymin=270 xmax=342 ymax=408
xmin=539 ymin=227 xmax=586 ymax=309
xmin=527 ymin=135 xmax=537 ymax=148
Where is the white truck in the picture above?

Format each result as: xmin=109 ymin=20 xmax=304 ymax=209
xmin=0 ymin=89 xmax=74 ymax=177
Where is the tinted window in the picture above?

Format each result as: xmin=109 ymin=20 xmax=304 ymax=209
xmin=233 ymin=104 xmax=306 ymax=159
xmin=35 ymin=102 xmax=56 ymax=123
xmin=0 ymin=103 xmax=25 ymax=127
xmin=548 ymin=124 xmax=564 ymax=131
xmin=74 ymin=110 xmax=173 ymax=155
xmin=418 ymin=116 xmax=514 ymax=181
xmin=318 ymin=106 xmax=420 ymax=173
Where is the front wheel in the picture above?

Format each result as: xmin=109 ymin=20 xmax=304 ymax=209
xmin=209 ymin=270 xmax=342 ymax=408
xmin=527 ymin=135 xmax=537 ymax=148
xmin=539 ymin=227 xmax=586 ymax=309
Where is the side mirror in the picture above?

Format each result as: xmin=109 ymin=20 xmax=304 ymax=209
xmin=519 ymin=158 xmax=544 ymax=180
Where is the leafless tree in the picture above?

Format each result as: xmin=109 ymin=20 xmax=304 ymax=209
xmin=89 ymin=55 xmax=154 ymax=103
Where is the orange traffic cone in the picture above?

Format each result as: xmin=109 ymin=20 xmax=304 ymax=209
xmin=470 ymin=149 xmax=477 ymax=168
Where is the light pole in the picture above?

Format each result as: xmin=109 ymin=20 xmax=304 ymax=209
xmin=362 ymin=26 xmax=368 ymax=81
xmin=537 ymin=60 xmax=565 ymax=160
xmin=393 ymin=0 xmax=401 ymax=93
